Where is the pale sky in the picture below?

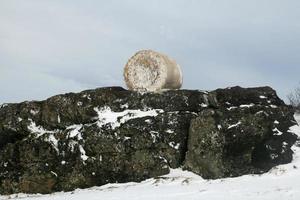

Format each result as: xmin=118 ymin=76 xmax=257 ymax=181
xmin=1 ymin=0 xmax=300 ymax=104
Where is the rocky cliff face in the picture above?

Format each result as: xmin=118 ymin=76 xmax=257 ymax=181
xmin=0 ymin=86 xmax=298 ymax=194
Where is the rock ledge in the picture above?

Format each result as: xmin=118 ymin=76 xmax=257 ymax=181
xmin=0 ymin=86 xmax=298 ymax=194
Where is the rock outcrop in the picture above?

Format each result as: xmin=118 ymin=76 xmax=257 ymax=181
xmin=0 ymin=86 xmax=298 ymax=194
xmin=184 ymin=87 xmax=298 ymax=178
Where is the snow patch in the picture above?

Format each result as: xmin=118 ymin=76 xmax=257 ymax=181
xmin=120 ymin=103 xmax=129 ymax=109
xmin=124 ymin=136 xmax=131 ymax=141
xmin=259 ymin=95 xmax=267 ymax=99
xmin=45 ymin=135 xmax=59 ymax=152
xmin=165 ymin=129 xmax=174 ymax=134
xmin=270 ymin=153 xmax=279 ymax=160
xmin=200 ymin=103 xmax=208 ymax=108
xmin=50 ymin=171 xmax=58 ymax=177
xmin=67 ymin=124 xmax=83 ymax=140
xmin=239 ymin=103 xmax=255 ymax=108
xmin=168 ymin=142 xmax=180 ymax=150
xmin=27 ymin=119 xmax=60 ymax=152
xmin=79 ymin=145 xmax=88 ymax=161
xmin=198 ymin=90 xmax=209 ymax=94
xmin=30 ymin=109 xmax=39 ymax=115
xmin=228 ymin=121 xmax=242 ymax=129
xmin=0 ymin=103 xmax=8 ymax=108
xmin=94 ymin=106 xmax=164 ymax=129
xmin=82 ymin=94 xmax=91 ymax=100
xmin=68 ymin=140 xmax=78 ymax=152
xmin=227 ymin=106 xmax=237 ymax=111
xmin=149 ymin=131 xmax=159 ymax=143
xmin=145 ymin=119 xmax=152 ymax=124
xmin=273 ymin=128 xmax=283 ymax=136
xmin=27 ymin=119 xmax=57 ymax=137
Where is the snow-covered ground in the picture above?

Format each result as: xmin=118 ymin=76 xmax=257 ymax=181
xmin=1 ymin=115 xmax=300 ymax=200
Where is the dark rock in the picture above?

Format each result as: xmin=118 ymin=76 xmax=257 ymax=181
xmin=184 ymin=86 xmax=298 ymax=178
xmin=0 ymin=86 xmax=297 ymax=194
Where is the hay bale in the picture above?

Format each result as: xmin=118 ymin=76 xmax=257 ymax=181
xmin=124 ymin=50 xmax=183 ymax=91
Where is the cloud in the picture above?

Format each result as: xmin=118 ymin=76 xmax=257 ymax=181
xmin=0 ymin=67 xmax=84 ymax=103
xmin=1 ymin=0 xmax=300 ymax=103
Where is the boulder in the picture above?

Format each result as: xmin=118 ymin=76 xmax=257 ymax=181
xmin=0 ymin=86 xmax=297 ymax=194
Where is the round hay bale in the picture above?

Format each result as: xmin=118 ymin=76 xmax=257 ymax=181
xmin=124 ymin=50 xmax=183 ymax=91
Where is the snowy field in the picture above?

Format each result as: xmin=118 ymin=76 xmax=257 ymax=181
xmin=1 ymin=115 xmax=300 ymax=200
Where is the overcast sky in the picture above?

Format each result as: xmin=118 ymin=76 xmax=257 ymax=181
xmin=1 ymin=0 xmax=300 ymax=104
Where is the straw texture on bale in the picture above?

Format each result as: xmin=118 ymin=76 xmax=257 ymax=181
xmin=124 ymin=50 xmax=183 ymax=91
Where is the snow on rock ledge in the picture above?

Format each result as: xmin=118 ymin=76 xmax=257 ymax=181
xmin=94 ymin=106 xmax=164 ymax=129
xmin=0 ymin=86 xmax=298 ymax=195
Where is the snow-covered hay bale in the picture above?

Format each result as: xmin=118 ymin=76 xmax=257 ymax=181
xmin=124 ymin=50 xmax=183 ymax=91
